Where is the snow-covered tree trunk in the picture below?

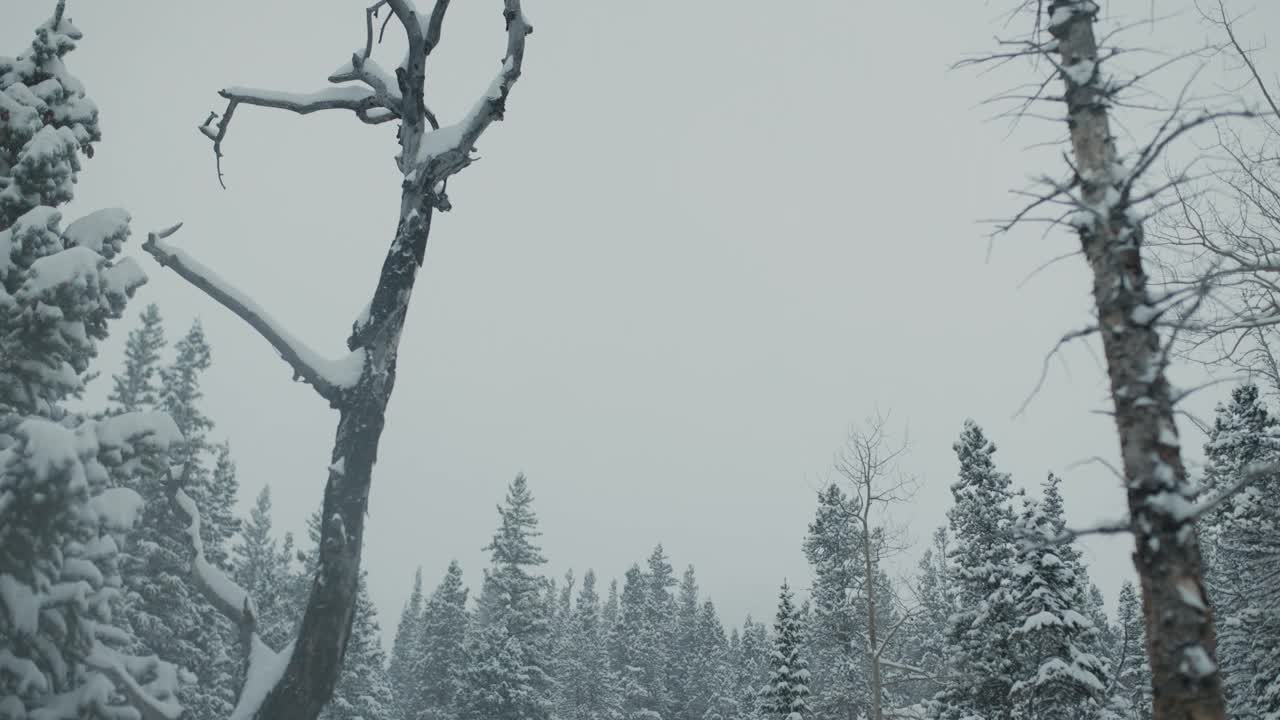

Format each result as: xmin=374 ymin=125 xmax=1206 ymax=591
xmin=140 ymin=2 xmax=534 ymax=719
xmin=1044 ymin=3 xmax=1226 ymax=718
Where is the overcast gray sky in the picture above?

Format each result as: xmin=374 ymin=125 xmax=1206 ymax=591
xmin=6 ymin=0 xmax=1278 ymax=646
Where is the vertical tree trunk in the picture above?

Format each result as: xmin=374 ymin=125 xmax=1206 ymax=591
xmin=258 ymin=197 xmax=434 ymax=720
xmin=1047 ymin=3 xmax=1226 ymax=718
xmin=862 ymin=525 xmax=882 ymax=720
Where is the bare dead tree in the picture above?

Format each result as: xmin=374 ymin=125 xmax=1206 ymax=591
xmin=831 ymin=415 xmax=918 ymax=720
xmin=139 ymin=2 xmax=534 ymax=719
xmin=955 ymin=0 xmax=1274 ymax=717
xmin=1145 ymin=1 xmax=1280 ymax=395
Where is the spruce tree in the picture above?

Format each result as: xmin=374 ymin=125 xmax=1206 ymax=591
xmin=695 ymin=600 xmax=737 ymax=720
xmin=1007 ymin=475 xmax=1110 ymax=720
xmin=898 ymin=528 xmax=953 ymax=707
xmin=645 ymin=544 xmax=678 ymax=719
xmin=801 ymin=483 xmax=868 ymax=719
xmin=609 ymin=564 xmax=661 ymax=720
xmin=672 ymin=565 xmax=701 ymax=720
xmin=415 ymin=560 xmax=470 ymax=720
xmin=557 ymin=569 xmax=624 ymax=720
xmin=1198 ymin=384 xmax=1280 ymax=719
xmin=932 ymin=420 xmax=1020 ymax=720
xmin=762 ymin=582 xmax=810 ymax=720
xmin=390 ymin=568 xmax=426 ymax=720
xmin=0 ymin=5 xmax=185 ymax=716
xmin=457 ymin=474 xmax=553 ymax=720
xmin=231 ymin=484 xmax=298 ymax=649
xmin=731 ymin=617 xmax=770 ymax=720
xmin=119 ymin=319 xmax=238 ymax=720
xmin=108 ymin=303 xmax=166 ymax=413
xmin=1111 ymin=581 xmax=1152 ymax=720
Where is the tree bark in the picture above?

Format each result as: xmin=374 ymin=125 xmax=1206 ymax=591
xmin=1048 ymin=3 xmax=1226 ymax=718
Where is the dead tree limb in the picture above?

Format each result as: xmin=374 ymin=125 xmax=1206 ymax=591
xmin=143 ymin=2 xmax=533 ymax=719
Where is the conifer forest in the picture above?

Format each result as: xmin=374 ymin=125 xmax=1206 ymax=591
xmin=7 ymin=1 xmax=1280 ymax=720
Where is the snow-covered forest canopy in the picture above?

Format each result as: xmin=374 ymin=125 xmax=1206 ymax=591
xmin=4 ymin=0 xmax=1280 ymax=719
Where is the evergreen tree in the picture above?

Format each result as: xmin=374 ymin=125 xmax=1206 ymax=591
xmin=932 ymin=420 xmax=1020 ymax=720
xmin=671 ymin=565 xmax=701 ymax=720
xmin=1007 ymin=475 xmax=1110 ymax=720
xmin=414 ymin=560 xmax=471 ymax=720
xmin=645 ymin=544 xmax=678 ymax=719
xmin=694 ymin=600 xmax=737 ymax=720
xmin=1111 ymin=582 xmax=1152 ymax=720
xmin=1198 ymin=384 xmax=1280 ymax=719
xmin=602 ymin=578 xmax=620 ymax=637
xmin=322 ymin=574 xmax=396 ymax=720
xmin=609 ymin=564 xmax=661 ymax=720
xmin=0 ymin=6 xmax=184 ymax=716
xmin=119 ymin=320 xmax=238 ymax=720
xmin=390 ymin=568 xmax=426 ymax=720
xmin=762 ymin=582 xmax=810 ymax=720
xmin=457 ymin=474 xmax=553 ymax=720
xmin=230 ymin=485 xmax=298 ymax=649
xmin=108 ymin=303 xmax=166 ymax=413
xmin=898 ymin=528 xmax=954 ymax=706
xmin=731 ymin=617 xmax=770 ymax=720
xmin=801 ymin=483 xmax=869 ymax=720
xmin=557 ymin=569 xmax=623 ymax=720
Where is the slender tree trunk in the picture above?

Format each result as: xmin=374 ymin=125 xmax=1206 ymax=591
xmin=1048 ymin=3 xmax=1226 ymax=719
xmin=260 ymin=195 xmax=433 ymax=720
xmin=861 ymin=520 xmax=882 ymax=720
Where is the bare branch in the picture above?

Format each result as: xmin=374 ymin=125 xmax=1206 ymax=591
xmin=141 ymin=225 xmax=357 ymax=405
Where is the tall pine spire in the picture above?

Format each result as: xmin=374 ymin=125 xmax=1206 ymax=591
xmin=389 ymin=567 xmax=426 ymax=720
xmin=933 ymin=420 xmax=1020 ymax=720
xmin=763 ymin=581 xmax=810 ymax=720
xmin=458 ymin=474 xmax=553 ymax=720
xmin=109 ymin=303 xmax=166 ymax=412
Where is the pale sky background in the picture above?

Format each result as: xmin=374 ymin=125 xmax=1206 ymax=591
xmin=5 ymin=0 xmax=1280 ymax=647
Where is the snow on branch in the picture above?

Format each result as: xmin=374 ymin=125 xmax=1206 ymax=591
xmin=141 ymin=225 xmax=364 ymax=406
xmin=406 ymin=0 xmax=532 ymax=185
xmin=166 ymin=464 xmax=293 ymax=720
xmin=84 ymin=645 xmax=182 ymax=720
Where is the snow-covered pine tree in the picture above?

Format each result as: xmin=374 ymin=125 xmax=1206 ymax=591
xmin=0 ymin=5 xmax=186 ymax=717
xmin=603 ymin=577 xmax=620 ymax=638
xmin=390 ymin=568 xmax=426 ymax=720
xmin=932 ymin=420 xmax=1020 ymax=720
xmin=1198 ymin=384 xmax=1280 ymax=719
xmin=609 ymin=564 xmax=662 ymax=720
xmin=1007 ymin=475 xmax=1110 ymax=720
xmin=672 ymin=565 xmax=701 ymax=720
xmin=414 ymin=560 xmax=470 ymax=720
xmin=731 ymin=617 xmax=770 ymax=720
xmin=321 ymin=574 xmax=396 ymax=720
xmin=896 ymin=527 xmax=953 ymax=707
xmin=231 ymin=485 xmax=298 ymax=649
xmin=457 ymin=474 xmax=554 ymax=720
xmin=557 ymin=569 xmax=623 ymax=720
xmin=801 ymin=483 xmax=869 ymax=720
xmin=1111 ymin=581 xmax=1152 ymax=720
xmin=695 ymin=600 xmax=737 ymax=720
xmin=645 ymin=544 xmax=678 ymax=719
xmin=118 ymin=320 xmax=239 ymax=720
xmin=108 ymin=303 xmax=165 ymax=413
xmin=762 ymin=582 xmax=810 ymax=720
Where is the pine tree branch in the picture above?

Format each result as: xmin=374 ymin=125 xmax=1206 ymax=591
xmin=141 ymin=225 xmax=357 ymax=406
xmin=85 ymin=645 xmax=183 ymax=720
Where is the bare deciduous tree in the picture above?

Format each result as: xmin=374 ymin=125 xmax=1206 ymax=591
xmin=140 ymin=2 xmax=534 ymax=719
xmin=831 ymin=415 xmax=917 ymax=720
xmin=959 ymin=0 xmax=1271 ymax=717
xmin=1147 ymin=2 xmax=1280 ymax=396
